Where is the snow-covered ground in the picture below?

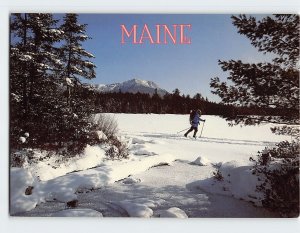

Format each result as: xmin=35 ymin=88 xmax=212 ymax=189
xmin=11 ymin=114 xmax=290 ymax=217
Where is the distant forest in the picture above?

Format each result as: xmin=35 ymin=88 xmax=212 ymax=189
xmin=79 ymin=87 xmax=283 ymax=117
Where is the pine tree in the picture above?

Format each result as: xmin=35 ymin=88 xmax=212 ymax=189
xmin=172 ymin=88 xmax=180 ymax=96
xmin=10 ymin=13 xmax=64 ymax=147
xmin=10 ymin=13 xmax=97 ymax=152
xmin=210 ymin=14 xmax=299 ymax=125
xmin=210 ymin=14 xmax=299 ymax=216
xmin=59 ymin=13 xmax=96 ymax=106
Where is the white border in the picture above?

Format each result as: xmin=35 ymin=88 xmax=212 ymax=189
xmin=1 ymin=0 xmax=300 ymax=13
xmin=1 ymin=1 xmax=299 ymax=233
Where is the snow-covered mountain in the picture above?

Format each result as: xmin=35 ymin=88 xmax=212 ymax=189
xmin=88 ymin=79 xmax=168 ymax=96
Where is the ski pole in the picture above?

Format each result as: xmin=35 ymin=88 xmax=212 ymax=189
xmin=176 ymin=127 xmax=190 ymax=134
xmin=200 ymin=122 xmax=205 ymax=137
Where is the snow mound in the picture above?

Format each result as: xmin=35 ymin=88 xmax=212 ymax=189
xmin=132 ymin=138 xmax=146 ymax=144
xmin=130 ymin=142 xmax=158 ymax=156
xmin=75 ymin=145 xmax=106 ymax=170
xmin=130 ymin=144 xmax=144 ymax=150
xmin=186 ymin=160 xmax=263 ymax=205
xmin=158 ymin=207 xmax=188 ymax=218
xmin=220 ymin=160 xmax=245 ymax=171
xmin=51 ymin=208 xmax=103 ymax=217
xmin=19 ymin=136 xmax=26 ymax=143
xmin=45 ymin=189 xmax=78 ymax=203
xmin=117 ymin=200 xmax=153 ymax=217
xmin=120 ymin=177 xmax=141 ymax=184
xmin=27 ymin=144 xmax=106 ymax=181
xmin=191 ymin=156 xmax=211 ymax=166
xmin=218 ymin=161 xmax=263 ymax=203
xmin=133 ymin=149 xmax=157 ymax=156
xmin=40 ymin=167 xmax=111 ymax=203
xmin=10 ymin=168 xmax=39 ymax=214
xmin=112 ymin=198 xmax=166 ymax=217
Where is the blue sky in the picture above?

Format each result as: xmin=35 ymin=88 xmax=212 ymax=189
xmin=58 ymin=14 xmax=273 ymax=102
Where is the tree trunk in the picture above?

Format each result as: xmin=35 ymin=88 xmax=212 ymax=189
xmin=22 ymin=13 xmax=29 ymax=120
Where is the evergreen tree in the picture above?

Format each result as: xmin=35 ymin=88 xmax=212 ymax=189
xmin=45 ymin=13 xmax=97 ymax=151
xmin=210 ymin=14 xmax=299 ymax=125
xmin=210 ymin=14 xmax=299 ymax=216
xmin=193 ymin=93 xmax=203 ymax=100
xmin=10 ymin=13 xmax=64 ymax=147
xmin=59 ymin=13 xmax=96 ymax=105
xmin=151 ymin=89 xmax=161 ymax=113
xmin=172 ymin=88 xmax=180 ymax=96
xmin=10 ymin=14 xmax=62 ymax=116
xmin=10 ymin=13 xmax=98 ymax=153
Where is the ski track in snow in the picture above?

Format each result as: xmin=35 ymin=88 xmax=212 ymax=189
xmin=127 ymin=132 xmax=276 ymax=147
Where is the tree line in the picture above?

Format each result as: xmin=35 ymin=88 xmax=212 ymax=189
xmin=82 ymin=87 xmax=286 ymax=119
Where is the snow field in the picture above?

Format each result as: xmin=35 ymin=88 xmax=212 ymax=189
xmin=10 ymin=114 xmax=290 ymax=217
xmin=113 ymin=114 xmax=289 ymax=143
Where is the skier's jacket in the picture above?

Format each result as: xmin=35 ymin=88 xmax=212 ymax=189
xmin=190 ymin=112 xmax=205 ymax=128
xmin=189 ymin=110 xmax=196 ymax=122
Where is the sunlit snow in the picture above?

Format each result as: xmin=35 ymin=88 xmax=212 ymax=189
xmin=11 ymin=114 xmax=289 ymax=217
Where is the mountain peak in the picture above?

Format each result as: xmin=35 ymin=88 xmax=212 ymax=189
xmin=123 ymin=78 xmax=159 ymax=89
xmin=89 ymin=78 xmax=168 ymax=96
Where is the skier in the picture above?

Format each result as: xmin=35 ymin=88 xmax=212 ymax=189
xmin=184 ymin=109 xmax=206 ymax=138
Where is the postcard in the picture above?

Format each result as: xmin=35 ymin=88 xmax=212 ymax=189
xmin=9 ymin=13 xmax=299 ymax=219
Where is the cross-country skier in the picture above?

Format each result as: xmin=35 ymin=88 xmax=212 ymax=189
xmin=184 ymin=109 xmax=206 ymax=138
